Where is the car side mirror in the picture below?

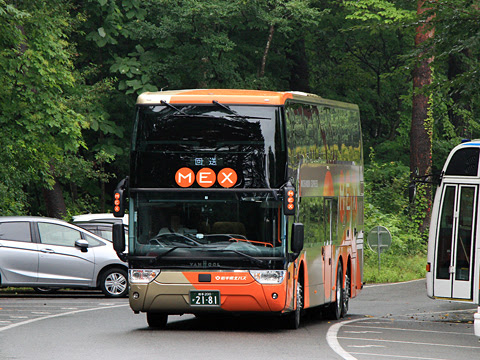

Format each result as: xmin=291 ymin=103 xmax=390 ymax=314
xmin=75 ymin=239 xmax=89 ymax=253
xmin=290 ymin=223 xmax=304 ymax=260
xmin=113 ymin=223 xmax=126 ymax=255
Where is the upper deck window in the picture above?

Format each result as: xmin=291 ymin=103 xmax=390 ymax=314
xmin=445 ymin=148 xmax=479 ymax=176
xmin=131 ymin=104 xmax=286 ymax=188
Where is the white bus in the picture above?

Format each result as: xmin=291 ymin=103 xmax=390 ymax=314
xmin=426 ymin=139 xmax=480 ymax=336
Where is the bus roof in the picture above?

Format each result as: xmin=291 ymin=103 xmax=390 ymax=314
xmin=136 ymin=89 xmax=358 ymax=109
xmin=459 ymin=139 xmax=480 ymax=147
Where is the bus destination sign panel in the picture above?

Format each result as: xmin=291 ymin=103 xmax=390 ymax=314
xmin=175 ymin=167 xmax=238 ymax=188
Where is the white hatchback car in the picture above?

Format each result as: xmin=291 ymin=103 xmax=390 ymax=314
xmin=72 ymin=213 xmax=128 ymax=225
xmin=0 ymin=216 xmax=128 ymax=297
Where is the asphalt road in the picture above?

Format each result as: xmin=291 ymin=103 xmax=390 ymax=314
xmin=0 ymin=280 xmax=479 ymax=360
xmin=334 ymin=280 xmax=480 ymax=359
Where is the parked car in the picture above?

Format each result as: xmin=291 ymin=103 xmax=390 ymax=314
xmin=0 ymin=216 xmax=128 ymax=297
xmin=73 ymin=222 xmax=127 ymax=242
xmin=72 ymin=213 xmax=128 ymax=225
xmin=72 ymin=213 xmax=128 ymax=243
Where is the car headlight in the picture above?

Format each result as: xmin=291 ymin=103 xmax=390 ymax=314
xmin=129 ymin=269 xmax=160 ymax=284
xmin=249 ymin=270 xmax=286 ymax=284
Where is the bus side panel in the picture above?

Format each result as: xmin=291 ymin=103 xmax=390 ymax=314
xmin=303 ymin=248 xmax=326 ymax=308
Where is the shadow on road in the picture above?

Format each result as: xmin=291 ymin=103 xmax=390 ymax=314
xmin=0 ymin=288 xmax=106 ymax=298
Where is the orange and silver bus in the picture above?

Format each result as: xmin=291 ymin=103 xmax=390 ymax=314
xmin=112 ymin=89 xmax=364 ymax=329
xmin=426 ymin=140 xmax=480 ymax=336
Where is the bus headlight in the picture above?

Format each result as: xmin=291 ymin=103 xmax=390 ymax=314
xmin=249 ymin=270 xmax=286 ymax=284
xmin=129 ymin=269 xmax=160 ymax=284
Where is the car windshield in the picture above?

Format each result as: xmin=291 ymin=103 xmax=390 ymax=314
xmin=129 ymin=191 xmax=286 ymax=269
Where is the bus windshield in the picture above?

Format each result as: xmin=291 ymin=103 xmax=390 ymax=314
xmin=129 ymin=191 xmax=286 ymax=269
xmin=131 ymin=104 xmax=286 ymax=189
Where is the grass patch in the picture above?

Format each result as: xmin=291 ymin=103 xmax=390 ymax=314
xmin=363 ymin=250 xmax=427 ymax=283
xmin=0 ymin=287 xmax=35 ymax=294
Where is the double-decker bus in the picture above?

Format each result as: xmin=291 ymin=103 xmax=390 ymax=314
xmin=426 ymin=140 xmax=480 ymax=336
xmin=112 ymin=89 xmax=364 ymax=329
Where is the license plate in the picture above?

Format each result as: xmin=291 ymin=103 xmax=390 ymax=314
xmin=190 ymin=290 xmax=220 ymax=306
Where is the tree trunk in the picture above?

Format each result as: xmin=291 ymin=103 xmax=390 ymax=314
xmin=42 ymin=164 xmax=67 ymax=219
xmin=259 ymin=24 xmax=275 ymax=79
xmin=287 ymin=38 xmax=310 ymax=93
xmin=411 ymin=0 xmax=435 ymax=233
xmin=447 ymin=50 xmax=471 ymax=137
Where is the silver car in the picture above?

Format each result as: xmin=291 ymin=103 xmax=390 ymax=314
xmin=0 ymin=216 xmax=128 ymax=297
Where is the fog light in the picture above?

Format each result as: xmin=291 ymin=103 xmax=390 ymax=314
xmin=132 ymin=292 xmax=140 ymax=300
xmin=272 ymin=293 xmax=278 ymax=299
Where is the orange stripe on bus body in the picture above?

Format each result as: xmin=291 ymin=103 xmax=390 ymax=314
xmin=182 ymin=272 xmax=287 ymax=312
xmin=167 ymin=89 xmax=293 ymax=105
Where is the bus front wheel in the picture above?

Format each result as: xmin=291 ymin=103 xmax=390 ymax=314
xmin=147 ymin=312 xmax=168 ymax=329
xmin=285 ymin=280 xmax=303 ymax=329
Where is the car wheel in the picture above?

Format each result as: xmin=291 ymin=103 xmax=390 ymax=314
xmin=147 ymin=312 xmax=168 ymax=329
xmin=33 ymin=287 xmax=59 ymax=294
xmin=100 ymin=268 xmax=128 ymax=297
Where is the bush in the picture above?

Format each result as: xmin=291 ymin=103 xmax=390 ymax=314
xmin=363 ymin=150 xmax=427 ymax=283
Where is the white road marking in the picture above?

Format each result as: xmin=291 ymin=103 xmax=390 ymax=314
xmin=348 ymin=344 xmax=385 ymax=348
xmin=326 ymin=318 xmax=361 ymax=360
xmin=338 ymin=336 xmax=480 ymax=349
xmin=346 ymin=323 xmax=475 ymax=336
xmin=0 ymin=304 xmax=129 ymax=332
xmin=348 ymin=352 xmax=451 ymax=360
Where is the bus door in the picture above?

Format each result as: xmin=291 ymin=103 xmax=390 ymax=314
xmin=434 ymin=184 xmax=477 ymax=300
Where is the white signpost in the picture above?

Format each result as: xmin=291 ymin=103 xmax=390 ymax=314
xmin=367 ymin=226 xmax=392 ymax=272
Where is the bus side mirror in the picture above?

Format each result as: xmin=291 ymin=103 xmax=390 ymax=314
xmin=291 ymin=223 xmax=304 ymax=259
xmin=113 ymin=223 xmax=126 ymax=255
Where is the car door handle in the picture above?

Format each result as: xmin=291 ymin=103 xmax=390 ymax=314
xmin=40 ymin=248 xmax=55 ymax=254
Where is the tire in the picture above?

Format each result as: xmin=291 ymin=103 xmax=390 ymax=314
xmin=327 ymin=264 xmax=343 ymax=320
xmin=341 ymin=270 xmax=350 ymax=318
xmin=147 ymin=312 xmax=168 ymax=329
xmin=99 ymin=268 xmax=128 ymax=297
xmin=33 ymin=287 xmax=59 ymax=294
xmin=285 ymin=280 xmax=303 ymax=329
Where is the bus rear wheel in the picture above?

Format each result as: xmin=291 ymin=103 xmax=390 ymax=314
xmin=327 ymin=264 xmax=343 ymax=320
xmin=341 ymin=270 xmax=350 ymax=318
xmin=147 ymin=312 xmax=168 ymax=329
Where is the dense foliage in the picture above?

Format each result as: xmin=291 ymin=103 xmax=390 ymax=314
xmin=1 ymin=0 xmax=480 ymax=277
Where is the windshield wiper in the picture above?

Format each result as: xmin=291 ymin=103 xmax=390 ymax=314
xmin=153 ymin=245 xmax=194 ymax=262
xmin=211 ymin=100 xmax=270 ymax=120
xmin=210 ymin=248 xmax=265 ymax=266
xmin=160 ymin=100 xmax=188 ymax=115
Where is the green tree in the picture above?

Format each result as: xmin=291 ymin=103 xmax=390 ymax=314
xmin=0 ymin=0 xmax=127 ymax=217
xmin=0 ymin=1 xmax=87 ymax=217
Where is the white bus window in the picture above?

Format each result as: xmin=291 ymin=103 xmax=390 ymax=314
xmin=445 ymin=148 xmax=479 ymax=176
